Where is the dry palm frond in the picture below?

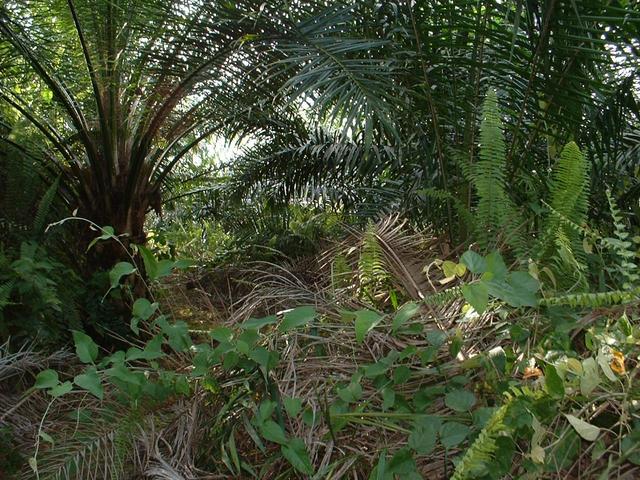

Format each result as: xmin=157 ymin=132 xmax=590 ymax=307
xmin=217 ymin=218 xmax=504 ymax=478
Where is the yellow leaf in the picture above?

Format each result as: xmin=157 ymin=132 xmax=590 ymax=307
xmin=610 ymin=349 xmax=626 ymax=375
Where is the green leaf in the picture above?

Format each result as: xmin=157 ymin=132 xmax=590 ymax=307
xmin=545 ymin=364 xmax=565 ymax=398
xmin=209 ymin=326 xmax=234 ymax=343
xmin=440 ymin=421 xmax=470 ymax=449
xmin=565 ymin=414 xmax=600 ymax=441
xmin=382 ymin=387 xmax=396 ymax=410
xmin=156 ymin=317 xmax=192 ymax=352
xmin=337 ymin=379 xmax=363 ymax=403
xmin=580 ymin=357 xmax=600 ymax=396
xmin=461 ymin=281 xmax=489 ymax=314
xmin=445 ymin=389 xmax=476 ymax=412
xmin=486 ymin=272 xmax=539 ymax=308
xmin=281 ymin=438 xmax=314 ymax=475
xmin=109 ymin=262 xmax=137 ymax=289
xmin=461 ymin=250 xmax=487 ymax=274
xmin=86 ymin=226 xmax=115 ymax=252
xmin=408 ymin=416 xmax=441 ymax=454
xmin=284 ymin=397 xmax=303 ymax=417
xmin=137 ymin=245 xmax=158 ymax=280
xmin=241 ymin=315 xmax=277 ymax=330
xmin=485 ymin=252 xmax=507 ymax=279
xmin=260 ymin=420 xmax=288 ymax=445
xmin=354 ymin=309 xmax=383 ymax=343
xmin=74 ymin=367 xmax=103 ymax=399
xmin=132 ymin=298 xmax=158 ymax=320
xmin=39 ymin=431 xmax=54 ymax=445
xmin=425 ymin=330 xmax=448 ymax=347
xmin=279 ymin=306 xmax=316 ymax=332
xmin=392 ymin=302 xmax=420 ymax=333
xmin=249 ymin=347 xmax=279 ymax=373
xmin=49 ymin=381 xmax=73 ymax=398
xmin=72 ymin=330 xmax=99 ymax=363
xmin=34 ymin=369 xmax=59 ymax=389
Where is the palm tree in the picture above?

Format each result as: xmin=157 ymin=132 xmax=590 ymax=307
xmin=0 ymin=0 xmax=249 ymax=265
xmin=214 ymin=0 xmax=640 ymax=242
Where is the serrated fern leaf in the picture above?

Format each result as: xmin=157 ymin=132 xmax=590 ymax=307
xmin=472 ymin=89 xmax=524 ymax=254
xmin=451 ymin=402 xmax=510 ymax=480
xmin=33 ymin=176 xmax=60 ymax=236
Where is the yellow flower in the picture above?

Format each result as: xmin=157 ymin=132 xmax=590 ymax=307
xmin=610 ymin=349 xmax=626 ymax=375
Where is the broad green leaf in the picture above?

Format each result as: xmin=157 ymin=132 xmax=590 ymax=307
xmin=209 ymin=326 xmax=234 ymax=343
xmin=461 ymin=250 xmax=487 ymax=274
xmin=137 ymin=245 xmax=158 ymax=280
xmin=580 ymin=357 xmax=600 ymax=396
xmin=132 ymin=298 xmax=158 ymax=320
xmin=425 ymin=329 xmax=447 ymax=347
xmin=461 ymin=281 xmax=489 ymax=314
xmin=486 ymin=272 xmax=539 ymax=308
xmin=445 ymin=389 xmax=476 ymax=412
xmin=249 ymin=347 xmax=279 ymax=373
xmin=392 ymin=302 xmax=420 ymax=333
xmin=257 ymin=400 xmax=276 ymax=424
xmin=34 ymin=369 xmax=59 ymax=389
xmin=382 ymin=387 xmax=395 ymax=410
xmin=72 ymin=330 xmax=99 ymax=363
xmin=260 ymin=420 xmax=288 ymax=445
xmin=74 ymin=367 xmax=103 ymax=399
xmin=392 ymin=365 xmax=411 ymax=385
xmin=440 ymin=421 xmax=470 ymax=449
xmin=49 ymin=381 xmax=73 ymax=398
xmin=565 ymin=414 xmax=600 ymax=441
xmin=284 ymin=397 xmax=303 ymax=417
xmin=485 ymin=251 xmax=507 ymax=279
xmin=363 ymin=360 xmax=392 ymax=378
xmin=156 ymin=259 xmax=178 ymax=279
xmin=109 ymin=262 xmax=137 ymax=288
xmin=86 ymin=226 xmax=115 ymax=251
xmin=386 ymin=448 xmax=419 ymax=475
xmin=279 ymin=306 xmax=316 ymax=332
xmin=156 ymin=317 xmax=192 ymax=352
xmin=408 ymin=416 xmax=441 ymax=454
xmin=354 ymin=310 xmax=383 ymax=343
xmin=597 ymin=349 xmax=618 ymax=382
xmin=106 ymin=364 xmax=144 ymax=386
xmin=337 ymin=380 xmax=363 ymax=403
xmin=281 ymin=438 xmax=314 ymax=475
xmin=241 ymin=315 xmax=277 ymax=330
xmin=545 ymin=364 xmax=565 ymax=398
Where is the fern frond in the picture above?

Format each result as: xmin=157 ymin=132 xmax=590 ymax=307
xmin=358 ymin=221 xmax=389 ymax=298
xmin=422 ymin=286 xmax=463 ymax=306
xmin=420 ymin=187 xmax=475 ymax=231
xmin=451 ymin=403 xmax=510 ymax=480
xmin=538 ymin=142 xmax=590 ymax=283
xmin=472 ymin=89 xmax=524 ymax=254
xmin=540 ymin=288 xmax=640 ymax=308
xmin=33 ymin=176 xmax=60 ymax=236
xmin=605 ymin=189 xmax=639 ymax=289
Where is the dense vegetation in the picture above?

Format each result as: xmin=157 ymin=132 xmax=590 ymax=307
xmin=1 ymin=0 xmax=640 ymax=478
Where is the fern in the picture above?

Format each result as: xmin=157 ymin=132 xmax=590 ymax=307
xmin=422 ymin=286 xmax=463 ymax=306
xmin=538 ymin=142 xmax=590 ymax=284
xmin=540 ymin=288 xmax=640 ymax=308
xmin=358 ymin=221 xmax=389 ymax=298
xmin=33 ymin=176 xmax=60 ymax=236
xmin=471 ymin=89 xmax=524 ymax=254
xmin=451 ymin=402 xmax=510 ymax=480
xmin=605 ymin=189 xmax=639 ymax=289
xmin=420 ymin=187 xmax=475 ymax=233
